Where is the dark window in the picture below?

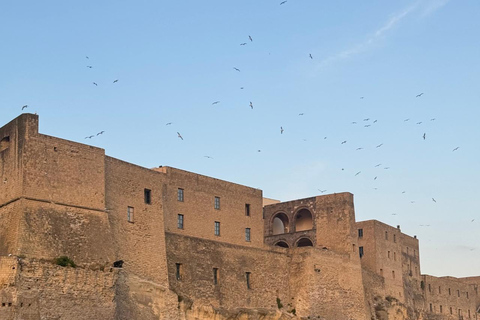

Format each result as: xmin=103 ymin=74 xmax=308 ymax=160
xmin=175 ymin=263 xmax=182 ymax=280
xmin=214 ymin=221 xmax=220 ymax=236
xmin=439 ymin=286 xmax=441 ymax=294
xmin=394 ymin=234 xmax=396 ymax=243
xmin=466 ymin=292 xmax=469 ymax=299
xmin=392 ymin=270 xmax=395 ymax=279
xmin=429 ymin=284 xmax=431 ymax=292
xmin=359 ymin=246 xmax=364 ymax=258
xmin=245 ymin=204 xmax=250 ymax=216
xmin=177 ymin=214 xmax=184 ymax=229
xmin=450 ymin=307 xmax=452 ymax=314
xmin=177 ymin=188 xmax=184 ymax=202
xmin=214 ymin=197 xmax=220 ymax=210
xmin=449 ymin=288 xmax=451 ymax=295
xmin=144 ymin=189 xmax=151 ymax=204
xmin=440 ymin=305 xmax=442 ymax=313
xmin=127 ymin=206 xmax=134 ymax=223
xmin=213 ymin=268 xmax=218 ymax=285
xmin=358 ymin=228 xmax=363 ymax=238
xmin=245 ymin=272 xmax=251 ymax=289
xmin=245 ymin=228 xmax=251 ymax=242
xmin=385 ymin=231 xmax=388 ymax=240
xmin=458 ymin=290 xmax=460 ymax=297
xmin=430 ymin=304 xmax=433 ymax=312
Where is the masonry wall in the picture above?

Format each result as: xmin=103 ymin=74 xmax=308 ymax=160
xmin=156 ymin=166 xmax=264 ymax=248
xmin=105 ymin=157 xmax=178 ymax=320
xmin=0 ymin=256 xmax=117 ymax=320
xmin=422 ymin=275 xmax=478 ymax=319
xmin=0 ymin=203 xmax=22 ymax=256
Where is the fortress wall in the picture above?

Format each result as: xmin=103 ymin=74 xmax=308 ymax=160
xmin=288 ymin=246 xmax=368 ymax=319
xmin=0 ymin=202 xmax=22 ymax=256
xmin=165 ymin=232 xmax=290 ymax=311
xmin=422 ymin=275 xmax=478 ymax=319
xmin=156 ymin=167 xmax=265 ymax=248
xmin=0 ymin=256 xmax=18 ymax=287
xmin=0 ymin=257 xmax=116 ymax=320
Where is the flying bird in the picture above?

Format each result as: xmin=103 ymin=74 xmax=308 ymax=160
xmin=374 ymin=176 xmax=377 ymax=180
xmin=86 ymin=66 xmax=93 ymax=69
xmin=364 ymin=125 xmax=371 ymax=127
xmin=373 ymin=120 xmax=378 ymax=123
xmin=240 ymin=87 xmax=244 ymax=89
xmin=351 ymin=122 xmax=357 ymax=124
xmin=318 ymin=189 xmax=327 ymax=193
xmin=86 ymin=56 xmax=89 ymax=59
xmin=257 ymin=150 xmax=261 ymax=152
xmin=309 ymin=54 xmax=313 ymax=59
xmin=417 ymin=122 xmax=422 ymax=125
xmin=233 ymin=67 xmax=241 ymax=72
xmin=363 ymin=118 xmax=370 ymax=121
xmin=22 ymin=105 xmax=28 ymax=110
xmin=355 ymin=171 xmax=361 ymax=176
xmin=423 ymin=133 xmax=426 ymax=140
xmin=402 ymin=191 xmax=406 ymax=194
xmin=280 ymin=127 xmax=284 ymax=134
xmin=384 ymin=167 xmax=390 ymax=169
xmin=356 ymin=147 xmax=363 ymax=151
xmin=93 ymin=82 xmax=98 ymax=86
xmin=452 ymin=147 xmax=459 ymax=151
xmin=204 ymin=156 xmax=213 ymax=159
xmin=298 ymin=113 xmax=304 ymax=116
xmin=404 ymin=118 xmax=410 ymax=122
xmin=240 ymin=43 xmax=247 ymax=46
xmin=212 ymin=101 xmax=220 ymax=105
xmin=416 ymin=93 xmax=424 ymax=98
xmin=85 ymin=135 xmax=94 ymax=139
xmin=250 ymin=102 xmax=253 ymax=109
xmin=280 ymin=0 xmax=287 ymax=4
xmin=177 ymin=132 xmax=183 ymax=140
xmin=341 ymin=141 xmax=347 ymax=144
xmin=432 ymin=198 xmax=437 ymax=203
xmin=165 ymin=122 xmax=172 ymax=126
xmin=113 ymin=79 xmax=119 ymax=83
xmin=375 ymin=164 xmax=382 ymax=167
xmin=376 ymin=144 xmax=383 ymax=148
xmin=360 ymin=97 xmax=364 ymax=99
xmin=249 ymin=35 xmax=253 ymax=42
xmin=96 ymin=131 xmax=105 ymax=136
xmin=430 ymin=118 xmax=436 ymax=121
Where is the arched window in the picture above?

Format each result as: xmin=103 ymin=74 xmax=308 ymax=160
xmin=272 ymin=212 xmax=289 ymax=235
xmin=296 ymin=238 xmax=313 ymax=247
xmin=274 ymin=241 xmax=289 ymax=248
xmin=0 ymin=136 xmax=10 ymax=152
xmin=294 ymin=208 xmax=313 ymax=232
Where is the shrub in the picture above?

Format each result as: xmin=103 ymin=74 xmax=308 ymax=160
xmin=54 ymin=256 xmax=76 ymax=268
xmin=289 ymin=308 xmax=296 ymax=315
xmin=276 ymin=297 xmax=283 ymax=309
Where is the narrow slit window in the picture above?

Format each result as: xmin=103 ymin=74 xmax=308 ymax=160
xmin=359 ymin=246 xmax=364 ymax=258
xmin=175 ymin=263 xmax=182 ymax=280
xmin=177 ymin=188 xmax=184 ymax=202
xmin=214 ymin=221 xmax=220 ymax=236
xmin=177 ymin=214 xmax=184 ymax=229
xmin=213 ymin=268 xmax=218 ymax=285
xmin=245 ymin=228 xmax=251 ymax=242
xmin=214 ymin=196 xmax=220 ymax=210
xmin=245 ymin=204 xmax=250 ymax=216
xmin=127 ymin=206 xmax=134 ymax=223
xmin=358 ymin=228 xmax=363 ymax=238
xmin=245 ymin=272 xmax=251 ymax=289
xmin=144 ymin=189 xmax=151 ymax=204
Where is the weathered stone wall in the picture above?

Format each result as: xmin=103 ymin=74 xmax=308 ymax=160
xmin=105 ymin=157 xmax=178 ymax=320
xmin=0 ymin=202 xmax=22 ymax=257
xmin=155 ymin=166 xmax=265 ymax=249
xmin=0 ymin=256 xmax=117 ymax=320
xmin=422 ymin=275 xmax=478 ymax=319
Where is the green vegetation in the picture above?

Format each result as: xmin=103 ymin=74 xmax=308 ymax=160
xmin=54 ymin=256 xmax=76 ymax=268
xmin=276 ymin=297 xmax=283 ymax=309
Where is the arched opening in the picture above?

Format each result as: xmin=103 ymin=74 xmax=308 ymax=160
xmin=294 ymin=208 xmax=313 ymax=232
xmin=296 ymin=238 xmax=313 ymax=247
xmin=0 ymin=136 xmax=10 ymax=152
xmin=274 ymin=241 xmax=289 ymax=248
xmin=272 ymin=212 xmax=289 ymax=235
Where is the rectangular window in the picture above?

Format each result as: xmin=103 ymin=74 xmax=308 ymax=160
xmin=385 ymin=231 xmax=388 ymax=240
xmin=245 ymin=272 xmax=251 ymax=289
xmin=450 ymin=307 xmax=452 ymax=314
xmin=144 ymin=189 xmax=151 ymax=204
xmin=177 ymin=188 xmax=184 ymax=202
xmin=245 ymin=204 xmax=250 ymax=216
xmin=213 ymin=268 xmax=218 ymax=285
xmin=457 ymin=290 xmax=460 ymax=297
xmin=214 ymin=221 xmax=220 ymax=236
xmin=175 ymin=263 xmax=182 ymax=280
xmin=359 ymin=246 xmax=364 ymax=258
xmin=394 ymin=252 xmax=396 ymax=261
xmin=394 ymin=234 xmax=396 ymax=243
xmin=392 ymin=270 xmax=395 ymax=279
xmin=127 ymin=206 xmax=134 ymax=223
xmin=245 ymin=228 xmax=251 ymax=242
xmin=388 ymin=251 xmax=391 ymax=259
xmin=466 ymin=291 xmax=469 ymax=299
xmin=449 ymin=288 xmax=451 ymax=295
xmin=428 ymin=284 xmax=431 ymax=292
xmin=214 ymin=196 xmax=220 ymax=210
xmin=430 ymin=303 xmax=433 ymax=312
xmin=177 ymin=214 xmax=184 ymax=229
xmin=440 ymin=305 xmax=442 ymax=313
xmin=358 ymin=228 xmax=363 ymax=238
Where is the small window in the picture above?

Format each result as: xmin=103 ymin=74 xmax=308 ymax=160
xmin=394 ymin=252 xmax=396 ymax=261
xmin=438 ymin=286 xmax=441 ymax=294
xmin=466 ymin=291 xmax=469 ymax=299
xmin=245 ymin=204 xmax=250 ymax=216
xmin=177 ymin=188 xmax=184 ymax=202
xmin=359 ymin=246 xmax=364 ymax=258
xmin=449 ymin=288 xmax=451 ymax=295
xmin=245 ymin=228 xmax=251 ymax=242
xmin=385 ymin=231 xmax=388 ymax=240
xmin=457 ymin=290 xmax=460 ymax=297
xmin=144 ymin=189 xmax=151 ymax=204
xmin=214 ymin=197 xmax=220 ymax=210
xmin=450 ymin=307 xmax=452 ymax=314
xmin=428 ymin=284 xmax=431 ymax=292
xmin=388 ymin=251 xmax=390 ymax=259
xmin=358 ymin=228 xmax=363 ymax=238
xmin=0 ymin=136 xmax=10 ymax=152
xmin=380 ymin=268 xmax=383 ymax=276
xmin=392 ymin=270 xmax=395 ymax=279
xmin=175 ymin=263 xmax=182 ymax=280
xmin=440 ymin=305 xmax=443 ymax=313
xmin=177 ymin=214 xmax=184 ymax=229
xmin=430 ymin=303 xmax=433 ymax=312
xmin=213 ymin=268 xmax=218 ymax=285
xmin=393 ymin=234 xmax=396 ymax=243
xmin=127 ymin=206 xmax=134 ymax=223
xmin=245 ymin=272 xmax=251 ymax=289
xmin=214 ymin=221 xmax=220 ymax=236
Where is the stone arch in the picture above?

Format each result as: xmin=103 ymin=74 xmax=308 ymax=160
xmin=296 ymin=238 xmax=313 ymax=247
xmin=274 ymin=241 xmax=289 ymax=248
xmin=294 ymin=208 xmax=313 ymax=232
xmin=272 ymin=212 xmax=289 ymax=235
xmin=0 ymin=136 xmax=10 ymax=152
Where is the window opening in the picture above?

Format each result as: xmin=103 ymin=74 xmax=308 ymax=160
xmin=177 ymin=214 xmax=184 ymax=229
xmin=127 ymin=206 xmax=134 ymax=223
xmin=144 ymin=189 xmax=151 ymax=204
xmin=245 ymin=228 xmax=251 ymax=242
xmin=214 ymin=221 xmax=220 ymax=236
xmin=177 ymin=188 xmax=184 ymax=202
xmin=214 ymin=197 xmax=220 ymax=210
xmin=245 ymin=204 xmax=250 ymax=216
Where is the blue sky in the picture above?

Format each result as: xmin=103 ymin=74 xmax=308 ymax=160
xmin=1 ymin=0 xmax=479 ymax=277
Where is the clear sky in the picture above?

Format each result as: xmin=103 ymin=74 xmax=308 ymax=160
xmin=1 ymin=0 xmax=479 ymax=277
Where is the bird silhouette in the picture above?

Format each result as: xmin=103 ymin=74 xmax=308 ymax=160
xmin=432 ymin=198 xmax=437 ymax=203
xmin=375 ymin=164 xmax=382 ymax=167
xmin=85 ymin=135 xmax=94 ymax=139
xmin=452 ymin=147 xmax=459 ymax=151
xmin=309 ymin=54 xmax=313 ymax=59
xmin=96 ymin=131 xmax=105 ymax=136
xmin=318 ymin=189 xmax=327 ymax=193
xmin=249 ymin=35 xmax=253 ymax=42
xmin=280 ymin=127 xmax=284 ymax=134
xmin=360 ymin=97 xmax=364 ymax=99
xmin=113 ymin=79 xmax=119 ymax=83
xmin=376 ymin=144 xmax=383 ymax=148
xmin=240 ymin=43 xmax=247 ymax=46
xmin=430 ymin=118 xmax=436 ymax=121
xmin=298 ymin=113 xmax=304 ymax=116
xmin=233 ymin=67 xmax=241 ymax=72
xmin=212 ymin=101 xmax=220 ymax=105
xmin=86 ymin=56 xmax=89 ymax=59
xmin=22 ymin=105 xmax=28 ymax=110
xmin=204 ymin=156 xmax=213 ymax=159
xmin=417 ymin=122 xmax=423 ymax=125
xmin=404 ymin=118 xmax=410 ymax=122
xmin=374 ymin=176 xmax=377 ymax=180
xmin=356 ymin=147 xmax=363 ymax=151
xmin=364 ymin=125 xmax=371 ymax=127
xmin=355 ymin=171 xmax=361 ymax=176
xmin=384 ymin=167 xmax=390 ymax=169
xmin=416 ymin=93 xmax=424 ymax=97
xmin=86 ymin=66 xmax=93 ymax=69
xmin=93 ymin=82 xmax=98 ymax=86
xmin=166 ymin=122 xmax=172 ymax=126
xmin=250 ymin=102 xmax=253 ymax=109
xmin=177 ymin=132 xmax=183 ymax=140
xmin=423 ymin=133 xmax=426 ymax=140
xmin=341 ymin=141 xmax=347 ymax=144
xmin=373 ymin=120 xmax=378 ymax=123
xmin=280 ymin=0 xmax=287 ymax=4
xmin=363 ymin=118 xmax=370 ymax=121
xmin=257 ymin=150 xmax=261 ymax=152
xmin=351 ymin=122 xmax=357 ymax=124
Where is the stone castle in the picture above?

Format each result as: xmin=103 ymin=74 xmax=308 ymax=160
xmin=0 ymin=114 xmax=478 ymax=320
